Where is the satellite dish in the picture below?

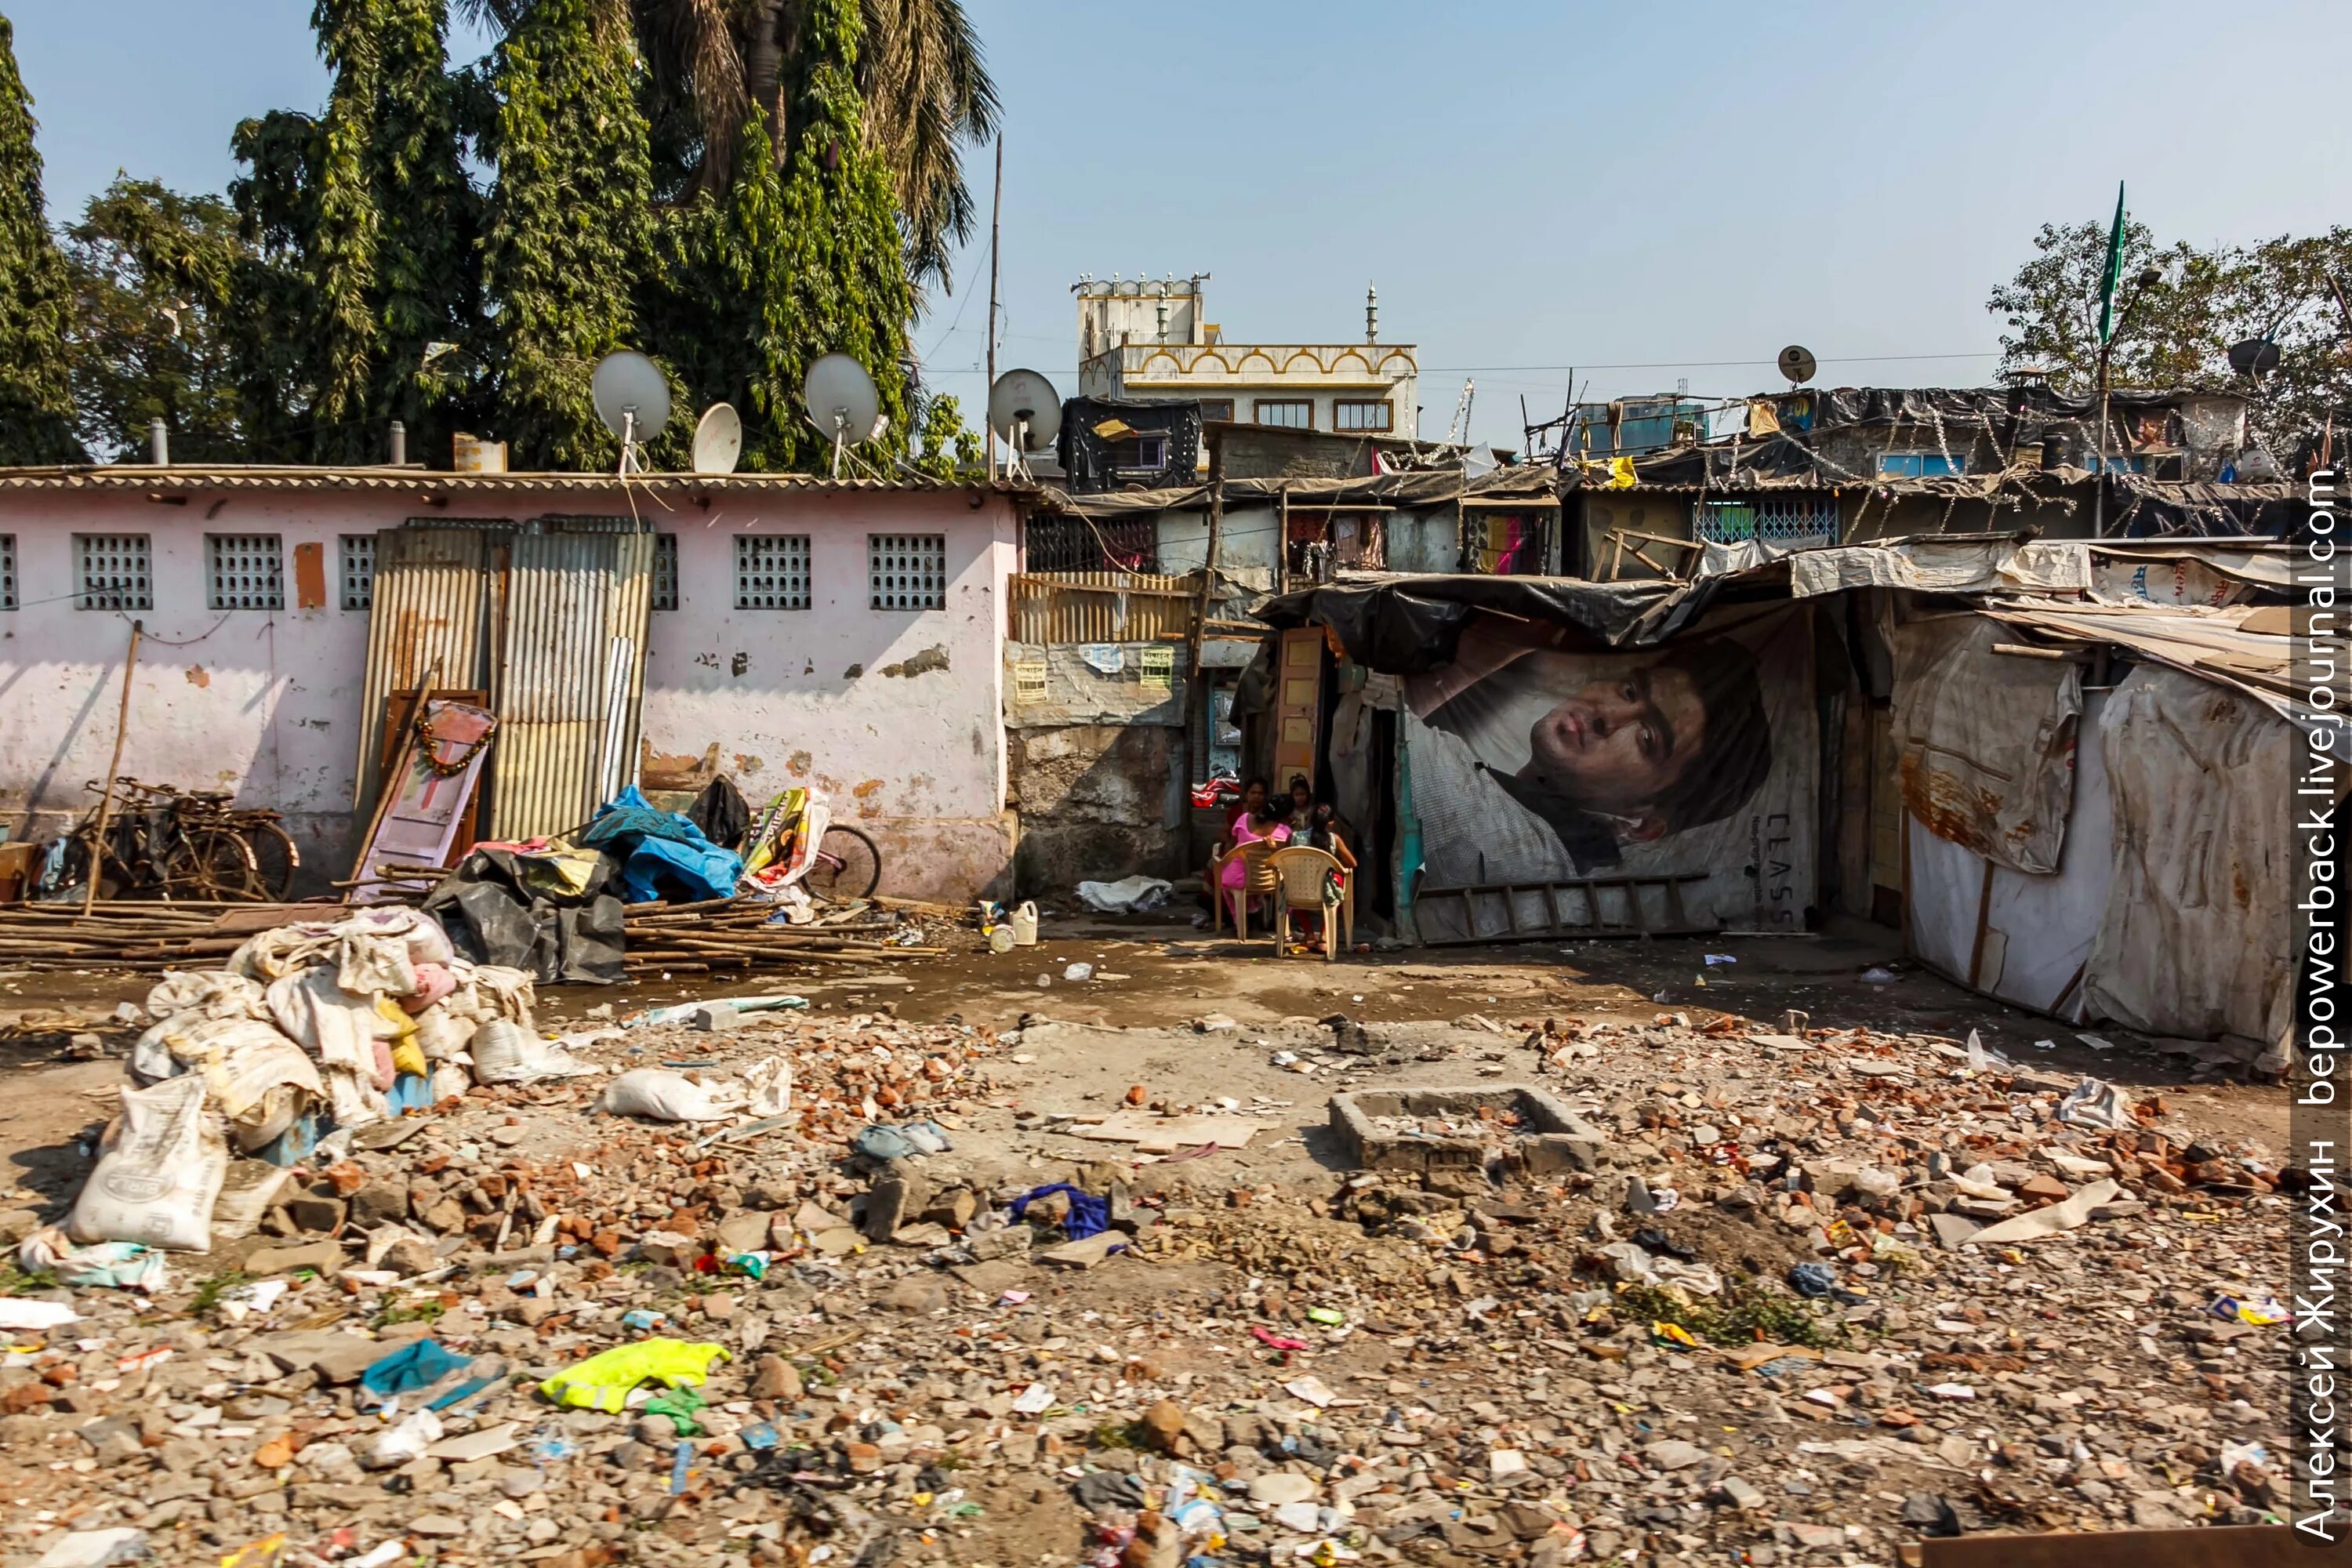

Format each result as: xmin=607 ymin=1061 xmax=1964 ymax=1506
xmin=1777 ymin=345 xmax=1817 ymax=386
xmin=691 ymin=402 xmax=742 ymax=475
xmin=801 ymin=350 xmax=881 ymax=469
xmin=591 ymin=350 xmax=670 ymax=473
xmin=2227 ymin=338 xmax=2282 ymax=378
xmin=987 ymin=368 xmax=1062 ymax=456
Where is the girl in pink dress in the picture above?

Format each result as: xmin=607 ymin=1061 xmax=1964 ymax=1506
xmin=1219 ymin=798 xmax=1291 ymax=920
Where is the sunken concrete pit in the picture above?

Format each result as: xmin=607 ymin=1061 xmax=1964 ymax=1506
xmin=1327 ymin=1084 xmax=1609 ymax=1175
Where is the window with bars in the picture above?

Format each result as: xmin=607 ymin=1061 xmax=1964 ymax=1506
xmin=869 ymin=534 xmax=946 ymax=610
xmin=339 ymin=535 xmax=376 ymax=611
xmin=1253 ymin=398 xmax=1312 ymax=430
xmin=1024 ymin=515 xmax=1159 ymax=573
xmin=75 ymin=535 xmax=152 ymax=611
xmin=0 ymin=535 xmax=14 ymax=610
xmin=207 ymin=534 xmax=285 ymax=610
xmin=1694 ymin=495 xmax=1841 ymax=547
xmin=652 ymin=533 xmax=679 ymax=611
xmin=735 ymin=534 xmax=811 ymax=609
xmin=1334 ymin=399 xmax=1393 ymax=432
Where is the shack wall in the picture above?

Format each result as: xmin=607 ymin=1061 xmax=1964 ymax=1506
xmin=0 ymin=485 xmax=1018 ymax=902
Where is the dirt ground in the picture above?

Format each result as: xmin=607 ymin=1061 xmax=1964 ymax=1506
xmin=0 ymin=916 xmax=2287 ymax=1189
xmin=0 ymin=913 xmax=2298 ymax=1567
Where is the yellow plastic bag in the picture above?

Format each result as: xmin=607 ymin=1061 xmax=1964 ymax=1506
xmin=538 ymin=1338 xmax=731 ymax=1414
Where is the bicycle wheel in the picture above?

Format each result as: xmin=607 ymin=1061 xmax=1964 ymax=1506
xmin=805 ymin=823 xmax=882 ymax=902
xmin=239 ymin=819 xmax=300 ymax=902
xmin=162 ymin=828 xmax=261 ymax=902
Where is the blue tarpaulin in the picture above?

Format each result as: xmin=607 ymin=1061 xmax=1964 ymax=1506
xmin=582 ymin=786 xmax=743 ymax=903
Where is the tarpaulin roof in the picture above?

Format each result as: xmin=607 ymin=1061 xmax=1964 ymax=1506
xmin=1974 ymin=599 xmax=2303 ymax=720
xmin=1036 ymin=466 xmax=1559 ymax=520
xmin=1256 ymin=570 xmax=1755 ymax=667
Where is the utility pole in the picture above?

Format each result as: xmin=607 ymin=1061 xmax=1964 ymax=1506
xmin=985 ymin=133 xmax=1003 ymax=477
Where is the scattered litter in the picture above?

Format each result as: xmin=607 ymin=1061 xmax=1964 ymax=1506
xmin=2056 ymin=1077 xmax=2132 ymax=1131
xmin=1075 ymin=877 xmax=1172 ymax=913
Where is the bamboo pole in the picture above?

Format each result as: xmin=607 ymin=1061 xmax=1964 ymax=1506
xmin=81 ymin=620 xmax=143 ymax=916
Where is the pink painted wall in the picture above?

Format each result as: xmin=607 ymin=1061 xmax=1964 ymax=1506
xmin=0 ymin=481 xmax=1016 ymax=902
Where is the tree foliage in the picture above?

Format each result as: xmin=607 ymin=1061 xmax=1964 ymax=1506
xmin=60 ymin=179 xmax=251 ymax=462
xmin=1991 ymin=216 xmax=2352 ymax=454
xmin=0 ymin=16 xmax=85 ymax=464
xmin=28 ymin=0 xmax=990 ymax=472
xmin=478 ymin=0 xmax=661 ymax=470
xmin=619 ymin=0 xmax=997 ymax=289
xmin=908 ymin=390 xmax=982 ymax=478
xmin=227 ymin=0 xmax=481 ymax=463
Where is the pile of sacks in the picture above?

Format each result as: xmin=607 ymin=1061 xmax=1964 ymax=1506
xmin=66 ymin=908 xmax=550 ymax=1258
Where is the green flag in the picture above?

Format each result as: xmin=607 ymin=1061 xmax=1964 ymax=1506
xmin=2096 ymin=181 xmax=2126 ymax=345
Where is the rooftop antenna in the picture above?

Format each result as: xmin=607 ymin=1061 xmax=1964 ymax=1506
xmin=1777 ymin=345 xmax=1817 ymax=388
xmin=691 ymin=402 xmax=743 ymax=475
xmin=800 ymin=353 xmax=882 ymax=478
xmin=988 ymin=368 xmax=1062 ymax=481
xmin=590 ymin=350 xmax=670 ymax=474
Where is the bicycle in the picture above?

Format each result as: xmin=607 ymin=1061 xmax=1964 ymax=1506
xmin=61 ymin=778 xmax=299 ymax=902
xmin=803 ymin=823 xmax=881 ymax=902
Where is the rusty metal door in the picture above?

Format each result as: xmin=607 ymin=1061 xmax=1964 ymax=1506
xmin=488 ymin=528 xmax=655 ymax=840
xmin=356 ymin=528 xmax=495 ymax=811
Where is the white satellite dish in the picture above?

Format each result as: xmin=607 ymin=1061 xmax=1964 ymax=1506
xmin=802 ymin=353 xmax=881 ymax=477
xmin=591 ymin=350 xmax=670 ymax=474
xmin=987 ymin=368 xmax=1062 ymax=471
xmin=691 ymin=402 xmax=742 ymax=475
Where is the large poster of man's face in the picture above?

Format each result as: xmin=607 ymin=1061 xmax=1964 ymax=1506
xmin=1401 ymin=606 xmax=1815 ymax=936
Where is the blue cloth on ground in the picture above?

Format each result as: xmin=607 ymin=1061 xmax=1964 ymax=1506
xmin=1010 ymin=1182 xmax=1109 ymax=1240
xmin=583 ymin=786 xmax=743 ymax=902
xmin=361 ymin=1338 xmax=469 ymax=1397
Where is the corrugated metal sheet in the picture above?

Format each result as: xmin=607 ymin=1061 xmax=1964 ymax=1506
xmin=356 ymin=528 xmax=492 ymax=810
xmin=1009 ymin=570 xmax=1197 ymax=644
xmin=490 ymin=528 xmax=654 ymax=840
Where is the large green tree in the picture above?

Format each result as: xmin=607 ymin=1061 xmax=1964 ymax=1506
xmin=228 ymin=0 xmax=480 ymax=463
xmin=645 ymin=0 xmax=913 ymax=470
xmin=0 ymin=16 xmax=85 ymax=464
xmin=308 ymin=0 xmax=481 ymax=458
xmin=477 ymin=0 xmax=662 ymax=469
xmin=590 ymin=0 xmax=997 ymax=289
xmin=1990 ymin=216 xmax=2352 ymax=455
xmin=60 ymin=179 xmax=252 ymax=462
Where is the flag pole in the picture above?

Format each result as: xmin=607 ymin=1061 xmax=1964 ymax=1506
xmin=2091 ymin=181 xmax=2125 ymax=539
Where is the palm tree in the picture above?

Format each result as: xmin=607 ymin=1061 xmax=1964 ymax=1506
xmin=467 ymin=0 xmax=998 ymax=289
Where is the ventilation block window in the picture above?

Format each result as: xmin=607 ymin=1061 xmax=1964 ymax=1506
xmin=339 ymin=534 xmax=376 ymax=612
xmin=75 ymin=535 xmax=152 ymax=612
xmin=869 ymin=533 xmax=946 ymax=611
xmin=652 ymin=532 xmax=679 ymax=612
xmin=207 ymin=534 xmax=285 ymax=610
xmin=735 ymin=534 xmax=811 ymax=609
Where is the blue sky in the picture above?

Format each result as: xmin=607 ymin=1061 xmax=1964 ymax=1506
xmin=14 ymin=0 xmax=2346 ymax=450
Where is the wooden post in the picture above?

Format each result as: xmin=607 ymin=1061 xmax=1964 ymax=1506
xmin=1276 ymin=485 xmax=1289 ymax=597
xmin=81 ymin=619 xmax=143 ymax=915
xmin=984 ymin=133 xmax=1003 ymax=478
xmin=1185 ymin=448 xmax=1226 ymax=811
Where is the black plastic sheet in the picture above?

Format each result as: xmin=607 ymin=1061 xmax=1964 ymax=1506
xmin=423 ymin=847 xmax=627 ymax=985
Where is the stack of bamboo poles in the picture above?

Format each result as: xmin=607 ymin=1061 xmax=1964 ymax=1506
xmin=619 ymin=897 xmax=942 ymax=974
xmin=0 ymin=895 xmax=950 ymax=977
xmin=0 ymin=902 xmax=315 ymax=972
